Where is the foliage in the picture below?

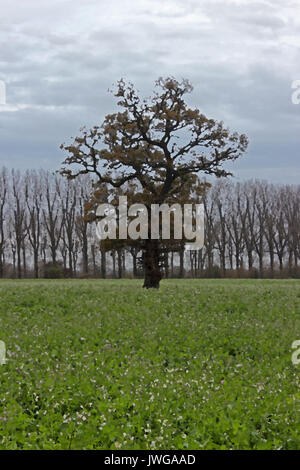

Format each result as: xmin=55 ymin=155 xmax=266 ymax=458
xmin=0 ymin=279 xmax=299 ymax=449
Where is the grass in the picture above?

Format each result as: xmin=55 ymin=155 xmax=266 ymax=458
xmin=0 ymin=278 xmax=299 ymax=450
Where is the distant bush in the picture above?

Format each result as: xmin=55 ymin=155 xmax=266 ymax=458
xmin=202 ymin=265 xmax=223 ymax=278
xmin=43 ymin=262 xmax=64 ymax=279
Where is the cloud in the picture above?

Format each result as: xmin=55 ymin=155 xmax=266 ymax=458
xmin=0 ymin=0 xmax=299 ymax=183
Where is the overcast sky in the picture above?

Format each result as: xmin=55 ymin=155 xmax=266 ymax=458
xmin=0 ymin=0 xmax=300 ymax=183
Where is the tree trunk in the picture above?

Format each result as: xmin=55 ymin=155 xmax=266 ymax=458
xmin=12 ymin=249 xmax=16 ymax=278
xmin=269 ymin=246 xmax=274 ymax=278
xmin=112 ymin=251 xmax=116 ymax=278
xmin=101 ymin=248 xmax=106 ymax=279
xmin=68 ymin=251 xmax=73 ymax=277
xmin=82 ymin=238 xmax=88 ymax=275
xmin=117 ymin=249 xmax=122 ymax=279
xmin=17 ymin=246 xmax=22 ymax=279
xmin=0 ymin=254 xmax=3 ymax=278
xmin=91 ymin=245 xmax=96 ymax=276
xmin=258 ymin=254 xmax=263 ymax=278
xmin=22 ymin=241 xmax=27 ymax=278
xmin=143 ymin=240 xmax=162 ymax=289
xmin=247 ymin=250 xmax=253 ymax=270
xmin=179 ymin=242 xmax=185 ymax=278
xmin=34 ymin=250 xmax=39 ymax=278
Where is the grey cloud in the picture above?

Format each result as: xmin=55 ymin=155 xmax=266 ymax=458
xmin=0 ymin=0 xmax=299 ymax=184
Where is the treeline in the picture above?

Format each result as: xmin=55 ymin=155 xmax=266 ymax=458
xmin=0 ymin=168 xmax=299 ymax=279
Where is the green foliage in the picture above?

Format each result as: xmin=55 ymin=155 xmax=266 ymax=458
xmin=0 ymin=279 xmax=299 ymax=449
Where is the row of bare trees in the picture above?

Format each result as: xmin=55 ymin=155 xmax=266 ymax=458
xmin=0 ymin=168 xmax=94 ymax=279
xmin=0 ymin=167 xmax=299 ymax=279
xmin=192 ymin=180 xmax=300 ymax=278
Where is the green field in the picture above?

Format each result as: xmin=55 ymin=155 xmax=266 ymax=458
xmin=0 ymin=279 xmax=299 ymax=450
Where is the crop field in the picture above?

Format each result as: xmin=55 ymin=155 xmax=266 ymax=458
xmin=0 ymin=279 xmax=299 ymax=450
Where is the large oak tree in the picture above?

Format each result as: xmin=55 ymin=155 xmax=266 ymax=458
xmin=60 ymin=77 xmax=248 ymax=288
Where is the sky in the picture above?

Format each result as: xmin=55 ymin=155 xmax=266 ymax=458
xmin=0 ymin=0 xmax=300 ymax=183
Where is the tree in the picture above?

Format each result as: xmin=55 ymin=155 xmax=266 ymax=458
xmin=61 ymin=181 xmax=77 ymax=277
xmin=11 ymin=170 xmax=27 ymax=279
xmin=76 ymin=176 xmax=93 ymax=276
xmin=25 ymin=170 xmax=43 ymax=279
xmin=60 ymin=77 xmax=248 ymax=288
xmin=42 ymin=175 xmax=65 ymax=266
xmin=0 ymin=168 xmax=7 ymax=278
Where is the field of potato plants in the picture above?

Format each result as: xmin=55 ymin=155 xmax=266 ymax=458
xmin=0 ymin=279 xmax=299 ymax=450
